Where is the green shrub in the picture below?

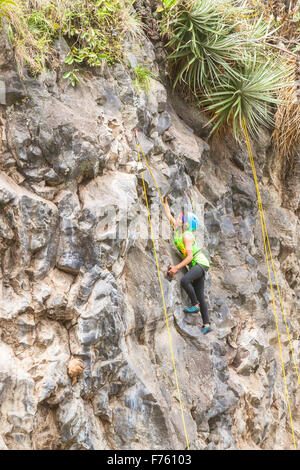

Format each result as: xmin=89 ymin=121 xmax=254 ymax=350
xmin=61 ymin=1 xmax=125 ymax=68
xmin=3 ymin=0 xmax=141 ymax=80
xmin=62 ymin=68 xmax=80 ymax=87
xmin=161 ymin=0 xmax=293 ymax=138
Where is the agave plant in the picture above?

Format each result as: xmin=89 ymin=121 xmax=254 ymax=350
xmin=162 ymin=0 xmax=291 ymax=138
xmin=163 ymin=0 xmax=249 ymax=95
xmin=161 ymin=0 xmax=178 ymax=10
xmin=201 ymin=53 xmax=292 ymax=138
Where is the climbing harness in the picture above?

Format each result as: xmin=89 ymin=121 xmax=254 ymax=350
xmin=134 ymin=129 xmax=190 ymax=450
xmin=242 ymin=118 xmax=298 ymax=449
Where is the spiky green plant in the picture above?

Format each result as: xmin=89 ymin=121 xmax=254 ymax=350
xmin=162 ymin=0 xmax=250 ymax=95
xmin=161 ymin=0 xmax=178 ymax=10
xmin=161 ymin=0 xmax=292 ymax=138
xmin=201 ymin=53 xmax=293 ymax=138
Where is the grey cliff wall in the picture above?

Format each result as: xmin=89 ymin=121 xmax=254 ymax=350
xmin=0 ymin=19 xmax=299 ymax=450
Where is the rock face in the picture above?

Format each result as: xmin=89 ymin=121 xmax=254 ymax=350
xmin=0 ymin=22 xmax=299 ymax=450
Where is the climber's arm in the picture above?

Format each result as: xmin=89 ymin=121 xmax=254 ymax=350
xmin=163 ymin=196 xmax=176 ymax=227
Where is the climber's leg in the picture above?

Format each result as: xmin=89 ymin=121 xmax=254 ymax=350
xmin=193 ymin=269 xmax=212 ymax=335
xmin=180 ymin=265 xmax=204 ymax=313
xmin=193 ymin=272 xmax=210 ymax=325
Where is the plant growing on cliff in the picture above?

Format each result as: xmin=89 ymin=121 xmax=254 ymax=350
xmin=61 ymin=1 xmax=124 ymax=68
xmin=133 ymin=65 xmax=156 ymax=92
xmin=161 ymin=0 xmax=293 ymax=138
xmin=162 ymin=0 xmax=245 ymax=95
xmin=201 ymin=53 xmax=292 ymax=138
xmin=0 ymin=0 xmax=16 ymax=21
xmin=3 ymin=0 xmax=142 ymax=77
xmin=273 ymin=55 xmax=300 ymax=159
xmin=0 ymin=0 xmax=54 ymax=74
xmin=160 ymin=0 xmax=178 ymax=11
xmin=0 ymin=0 xmax=21 ymax=33
xmin=62 ymin=68 xmax=80 ymax=87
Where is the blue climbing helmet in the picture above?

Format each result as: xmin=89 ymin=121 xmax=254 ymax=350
xmin=181 ymin=211 xmax=200 ymax=231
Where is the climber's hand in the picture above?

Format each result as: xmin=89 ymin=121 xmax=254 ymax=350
xmin=168 ymin=265 xmax=178 ymax=276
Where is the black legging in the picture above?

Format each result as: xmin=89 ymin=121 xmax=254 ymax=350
xmin=180 ymin=264 xmax=210 ymax=325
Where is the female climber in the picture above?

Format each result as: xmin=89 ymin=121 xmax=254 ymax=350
xmin=164 ymin=197 xmax=212 ymax=335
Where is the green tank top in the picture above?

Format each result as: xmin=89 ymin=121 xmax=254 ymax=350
xmin=174 ymin=230 xmax=210 ymax=268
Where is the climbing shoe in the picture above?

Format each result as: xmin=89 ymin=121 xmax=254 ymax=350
xmin=202 ymin=326 xmax=212 ymax=335
xmin=183 ymin=305 xmax=200 ymax=314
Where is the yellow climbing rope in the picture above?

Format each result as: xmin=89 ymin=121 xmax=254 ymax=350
xmin=136 ymin=140 xmax=175 ymax=231
xmin=134 ymin=122 xmax=298 ymax=449
xmin=243 ymin=122 xmax=300 ymax=386
xmin=242 ymin=119 xmax=297 ymax=449
xmin=135 ymin=133 xmax=190 ymax=450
